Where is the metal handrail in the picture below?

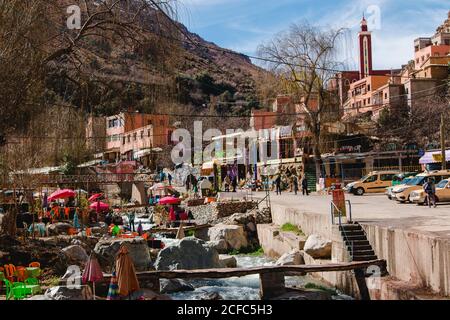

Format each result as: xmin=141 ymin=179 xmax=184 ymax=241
xmin=331 ymin=200 xmax=354 ymax=261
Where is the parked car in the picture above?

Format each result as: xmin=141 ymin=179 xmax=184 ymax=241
xmin=393 ymin=170 xmax=450 ymax=203
xmin=344 ymin=170 xmax=400 ymax=196
xmin=385 ymin=175 xmax=416 ymax=200
xmin=410 ymin=179 xmax=450 ymax=205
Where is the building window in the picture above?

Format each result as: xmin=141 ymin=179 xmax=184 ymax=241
xmin=122 ymin=136 xmax=125 ymax=145
xmin=384 ymin=93 xmax=388 ymax=99
xmin=148 ymin=130 xmax=151 ymax=137
xmin=140 ymin=131 xmax=144 ymax=139
xmin=148 ymin=120 xmax=152 ymax=125
xmin=133 ymin=133 xmax=137 ymax=141
xmin=127 ymin=135 xmax=130 ymax=143
xmin=367 ymin=84 xmax=370 ymax=91
xmin=367 ymin=98 xmax=370 ymax=104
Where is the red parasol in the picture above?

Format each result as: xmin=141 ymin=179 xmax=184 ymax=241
xmin=48 ymin=189 xmax=76 ymax=201
xmin=89 ymin=201 xmax=109 ymax=212
xmin=82 ymin=254 xmax=103 ymax=300
xmin=159 ymin=196 xmax=181 ymax=205
xmin=88 ymin=193 xmax=103 ymax=202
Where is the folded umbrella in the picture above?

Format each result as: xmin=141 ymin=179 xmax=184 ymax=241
xmin=107 ymin=272 xmax=120 ymax=300
xmin=115 ymin=245 xmax=140 ymax=298
xmin=82 ymin=254 xmax=103 ymax=300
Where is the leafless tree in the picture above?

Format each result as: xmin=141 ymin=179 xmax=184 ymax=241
xmin=258 ymin=22 xmax=344 ymax=179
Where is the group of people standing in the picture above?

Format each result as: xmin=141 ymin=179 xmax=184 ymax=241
xmin=275 ymin=174 xmax=309 ymax=196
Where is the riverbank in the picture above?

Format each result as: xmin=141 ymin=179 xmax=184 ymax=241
xmin=255 ymin=191 xmax=450 ymax=299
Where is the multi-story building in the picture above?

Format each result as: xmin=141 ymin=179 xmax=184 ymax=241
xmin=103 ymin=112 xmax=172 ymax=165
xmin=414 ymin=11 xmax=450 ymax=70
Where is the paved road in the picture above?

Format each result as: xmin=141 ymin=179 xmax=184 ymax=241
xmin=251 ymin=191 xmax=450 ymax=238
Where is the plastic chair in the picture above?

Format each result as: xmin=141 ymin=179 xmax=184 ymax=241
xmin=25 ymin=278 xmax=39 ymax=285
xmin=24 ymin=278 xmax=41 ymax=295
xmin=29 ymin=262 xmax=40 ymax=268
xmin=15 ymin=267 xmax=28 ymax=282
xmin=4 ymin=280 xmax=27 ymax=300
xmin=4 ymin=264 xmax=16 ymax=282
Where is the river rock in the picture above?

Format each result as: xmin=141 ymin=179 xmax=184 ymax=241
xmin=275 ymin=250 xmax=305 ymax=266
xmin=47 ymin=223 xmax=73 ymax=236
xmin=94 ymin=237 xmax=151 ymax=271
xmin=219 ymin=254 xmax=237 ymax=268
xmin=304 ymin=235 xmax=332 ymax=259
xmin=61 ymin=245 xmax=89 ymax=264
xmin=209 ymin=239 xmax=228 ymax=253
xmin=139 ymin=289 xmax=172 ymax=300
xmin=160 ymin=279 xmax=195 ymax=294
xmin=44 ymin=285 xmax=93 ymax=300
xmin=201 ymin=292 xmax=223 ymax=300
xmin=208 ymin=224 xmax=248 ymax=251
xmin=154 ymin=237 xmax=221 ymax=270
xmin=272 ymin=289 xmax=332 ymax=300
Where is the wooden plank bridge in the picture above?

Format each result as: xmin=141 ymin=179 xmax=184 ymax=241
xmin=104 ymin=259 xmax=387 ymax=300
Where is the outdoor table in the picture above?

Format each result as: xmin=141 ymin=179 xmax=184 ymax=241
xmin=26 ymin=267 xmax=41 ymax=278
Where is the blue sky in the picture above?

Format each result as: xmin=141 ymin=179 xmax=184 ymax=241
xmin=176 ymin=0 xmax=449 ymax=70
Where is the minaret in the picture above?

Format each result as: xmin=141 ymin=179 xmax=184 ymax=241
xmin=358 ymin=16 xmax=373 ymax=79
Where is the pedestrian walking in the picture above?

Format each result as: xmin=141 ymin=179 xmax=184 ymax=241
xmin=275 ymin=174 xmax=282 ymax=195
xmin=293 ymin=175 xmax=299 ymax=195
xmin=137 ymin=221 xmax=143 ymax=236
xmin=128 ymin=211 xmax=136 ymax=232
xmin=224 ymin=175 xmax=231 ymax=192
xmin=231 ymin=176 xmax=238 ymax=192
xmin=423 ymin=177 xmax=437 ymax=208
xmin=168 ymin=173 xmax=173 ymax=186
xmin=302 ymin=175 xmax=309 ymax=196
xmin=185 ymin=176 xmax=191 ymax=192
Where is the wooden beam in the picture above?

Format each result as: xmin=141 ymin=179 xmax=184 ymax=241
xmin=260 ymin=272 xmax=286 ymax=300
xmin=104 ymin=260 xmax=386 ymax=280
xmin=354 ymin=268 xmax=371 ymax=300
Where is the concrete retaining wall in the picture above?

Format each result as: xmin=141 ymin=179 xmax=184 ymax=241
xmin=361 ymin=222 xmax=450 ymax=297
xmin=265 ymin=202 xmax=450 ymax=299
xmin=271 ymin=203 xmax=332 ymax=239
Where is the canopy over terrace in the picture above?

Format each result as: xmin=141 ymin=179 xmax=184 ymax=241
xmin=419 ymin=149 xmax=450 ymax=164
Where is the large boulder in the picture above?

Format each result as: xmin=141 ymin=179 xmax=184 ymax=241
xmin=208 ymin=239 xmax=228 ymax=254
xmin=275 ymin=250 xmax=305 ymax=266
xmin=94 ymin=237 xmax=151 ymax=272
xmin=47 ymin=223 xmax=73 ymax=236
xmin=160 ymin=279 xmax=195 ymax=294
xmin=208 ymin=224 xmax=248 ymax=251
xmin=61 ymin=245 xmax=89 ymax=264
xmin=219 ymin=254 xmax=237 ymax=268
xmin=304 ymin=235 xmax=332 ymax=259
xmin=154 ymin=237 xmax=220 ymax=270
xmin=44 ymin=286 xmax=93 ymax=300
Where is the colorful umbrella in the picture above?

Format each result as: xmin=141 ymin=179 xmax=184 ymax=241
xmin=107 ymin=272 xmax=120 ymax=300
xmin=82 ymin=254 xmax=103 ymax=300
xmin=89 ymin=201 xmax=109 ymax=212
xmin=48 ymin=189 xmax=76 ymax=201
xmin=158 ymin=196 xmax=181 ymax=205
xmin=88 ymin=193 xmax=103 ymax=202
xmin=115 ymin=245 xmax=140 ymax=298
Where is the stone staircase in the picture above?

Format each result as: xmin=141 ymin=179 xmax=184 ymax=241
xmin=339 ymin=223 xmax=377 ymax=262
